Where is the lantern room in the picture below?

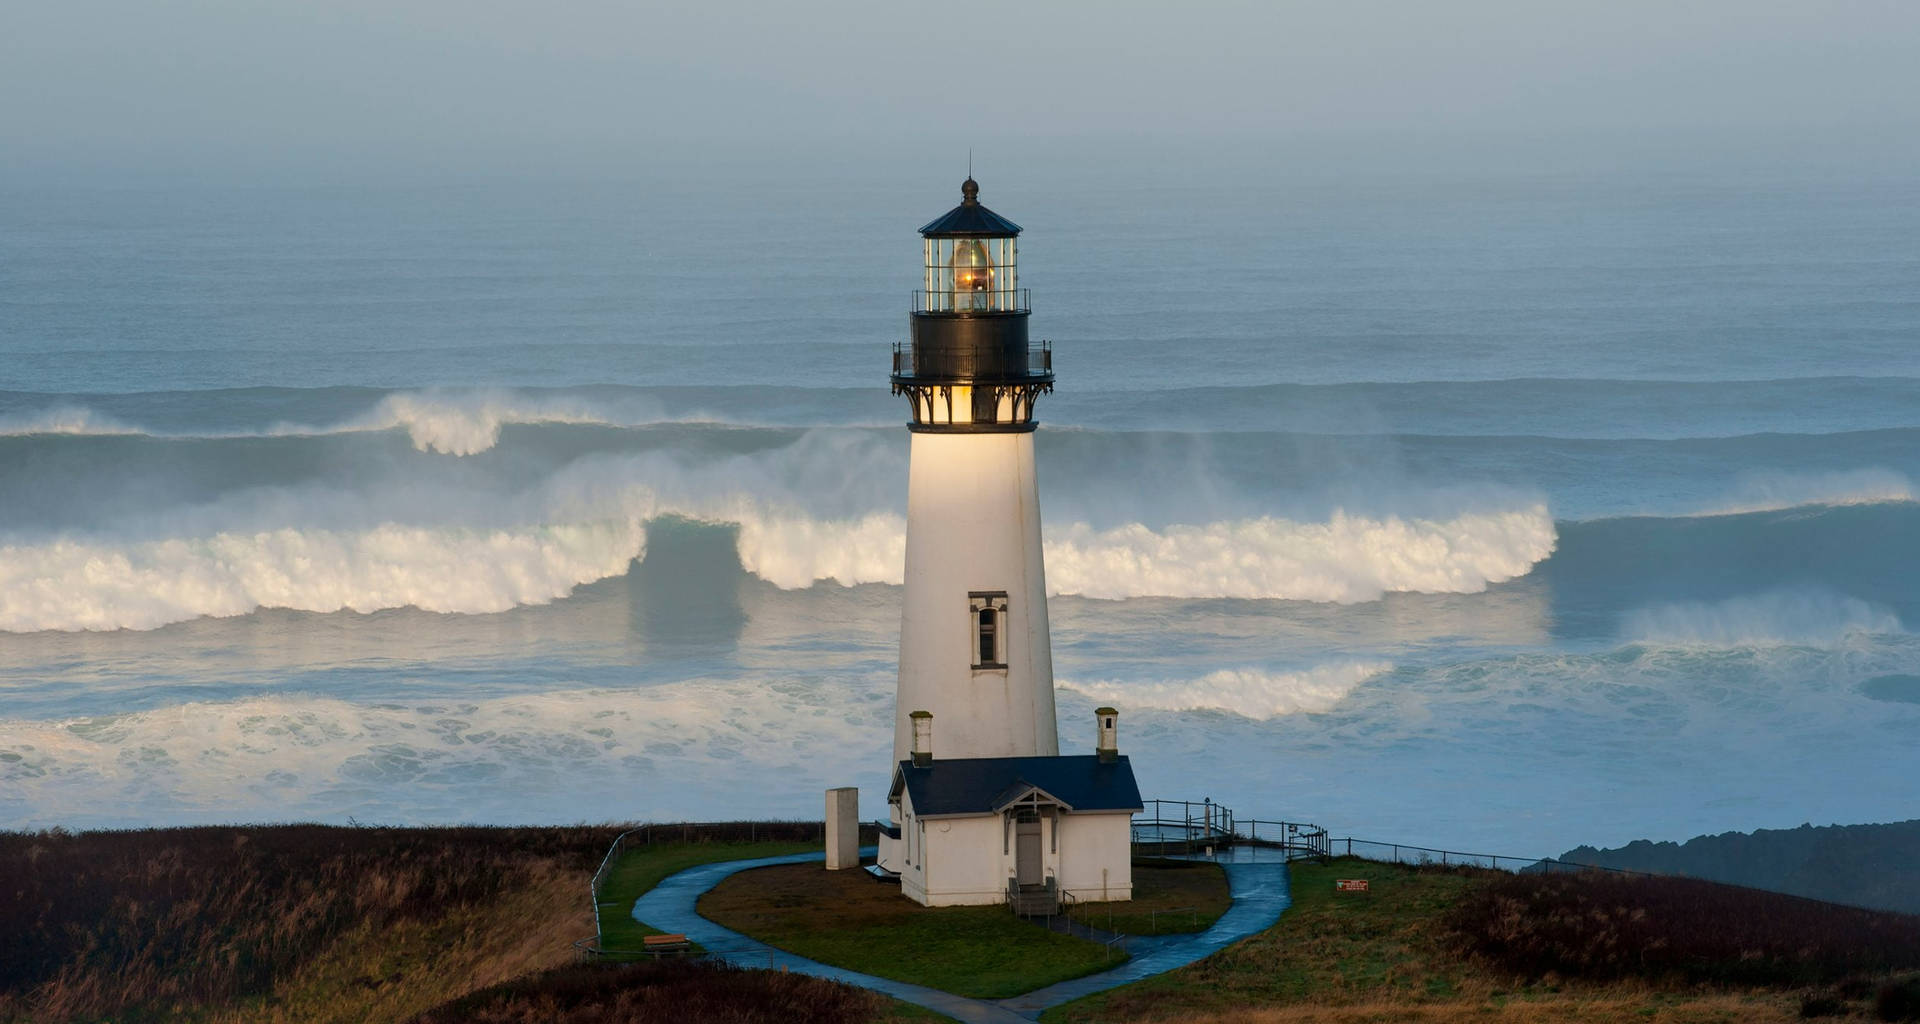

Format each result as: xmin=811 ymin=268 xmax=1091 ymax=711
xmin=918 ymin=179 xmax=1022 ymax=313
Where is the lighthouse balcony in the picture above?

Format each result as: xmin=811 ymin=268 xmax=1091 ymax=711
xmin=891 ymin=338 xmax=1052 ymax=384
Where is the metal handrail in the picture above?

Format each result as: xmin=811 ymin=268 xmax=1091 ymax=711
xmin=1132 ymin=798 xmax=1330 ymax=859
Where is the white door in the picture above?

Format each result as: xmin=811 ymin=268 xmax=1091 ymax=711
xmin=1015 ymin=820 xmax=1042 ymax=884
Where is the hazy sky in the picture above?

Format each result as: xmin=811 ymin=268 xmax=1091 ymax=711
xmin=4 ymin=0 xmax=1917 ymax=182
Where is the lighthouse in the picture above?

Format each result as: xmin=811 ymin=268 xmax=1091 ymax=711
xmin=873 ymin=179 xmax=1141 ymax=910
xmin=889 ymin=177 xmax=1059 ymax=765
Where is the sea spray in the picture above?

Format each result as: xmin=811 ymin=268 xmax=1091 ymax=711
xmin=1622 ymin=588 xmax=1905 ymax=648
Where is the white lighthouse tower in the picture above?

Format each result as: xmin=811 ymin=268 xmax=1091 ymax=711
xmin=890 ymin=177 xmax=1059 ymax=765
xmin=874 ymin=180 xmax=1141 ymax=910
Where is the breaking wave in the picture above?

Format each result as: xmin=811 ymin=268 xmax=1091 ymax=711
xmin=0 ymin=500 xmax=1556 ymax=632
xmin=1045 ymin=507 xmax=1555 ymax=602
xmin=1703 ymin=469 xmax=1917 ymax=516
xmin=0 ymin=521 xmax=648 ymax=633
xmin=1059 ymin=662 xmax=1393 ymax=718
xmin=339 ymin=391 xmax=632 ymax=456
xmin=0 ymin=405 xmax=141 ymax=437
xmin=0 ymin=390 xmax=679 ymax=455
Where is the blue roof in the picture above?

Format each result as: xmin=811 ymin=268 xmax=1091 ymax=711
xmin=892 ymin=755 xmax=1143 ymax=817
xmin=919 ymin=178 xmax=1022 ymax=238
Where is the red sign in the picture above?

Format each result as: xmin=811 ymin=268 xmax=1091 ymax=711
xmin=1335 ymin=879 xmax=1370 ymax=892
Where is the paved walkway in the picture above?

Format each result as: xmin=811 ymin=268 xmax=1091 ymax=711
xmin=629 ymin=845 xmax=1293 ymax=1021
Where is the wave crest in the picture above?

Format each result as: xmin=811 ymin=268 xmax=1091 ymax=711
xmin=1046 ymin=506 xmax=1556 ymax=602
xmin=0 ymin=521 xmax=646 ymax=632
xmin=1705 ymin=469 xmax=1916 ymax=516
xmin=350 ymin=391 xmax=626 ymax=455
xmin=0 ymin=405 xmax=140 ymax=437
xmin=1060 ymin=662 xmax=1393 ymax=718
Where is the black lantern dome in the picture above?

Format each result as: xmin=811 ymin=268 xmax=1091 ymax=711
xmin=891 ymin=178 xmax=1053 ymax=432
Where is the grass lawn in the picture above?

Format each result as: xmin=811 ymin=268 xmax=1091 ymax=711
xmin=1039 ymin=857 xmax=1812 ymax=1024
xmin=1067 ymin=858 xmax=1230 ymax=936
xmin=596 ymin=839 xmax=818 ymax=955
xmin=594 ymin=838 xmax=951 ymax=1021
xmin=698 ymin=861 xmax=1126 ymax=999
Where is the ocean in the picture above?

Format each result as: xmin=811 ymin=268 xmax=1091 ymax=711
xmin=2 ymin=170 xmax=1917 ymax=854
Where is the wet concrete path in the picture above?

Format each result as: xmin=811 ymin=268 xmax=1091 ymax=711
xmin=630 ymin=846 xmax=1292 ymax=1022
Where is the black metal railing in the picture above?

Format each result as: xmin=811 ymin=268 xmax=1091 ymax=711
xmin=913 ymin=288 xmax=1030 ymax=314
xmin=1131 ymin=798 xmax=1329 ymax=859
xmin=892 ymin=339 xmax=1051 ymax=378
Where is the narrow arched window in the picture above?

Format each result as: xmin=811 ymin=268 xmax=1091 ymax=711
xmin=968 ymin=592 xmax=1008 ymax=670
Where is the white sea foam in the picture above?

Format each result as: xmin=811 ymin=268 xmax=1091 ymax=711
xmin=732 ymin=505 xmax=1558 ymax=603
xmin=0 ymin=520 xmax=647 ymax=632
xmin=0 ymin=680 xmax=891 ymax=829
xmin=1060 ymin=662 xmax=1393 ymax=718
xmin=1704 ymin=469 xmax=1917 ymax=516
xmin=0 ymin=405 xmax=141 ymax=437
xmin=1621 ymin=588 xmax=1905 ymax=648
xmin=1045 ymin=506 xmax=1557 ymax=603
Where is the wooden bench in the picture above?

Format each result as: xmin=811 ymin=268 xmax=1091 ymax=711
xmin=642 ymin=933 xmax=691 ymax=952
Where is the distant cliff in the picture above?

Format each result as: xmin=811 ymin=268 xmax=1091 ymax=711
xmin=1560 ymin=820 xmax=1920 ymax=915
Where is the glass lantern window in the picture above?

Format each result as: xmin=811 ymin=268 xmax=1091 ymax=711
xmin=923 ymin=236 xmax=1018 ymax=312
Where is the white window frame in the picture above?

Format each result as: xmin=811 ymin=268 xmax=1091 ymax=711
xmin=968 ymin=591 xmax=1009 ymax=671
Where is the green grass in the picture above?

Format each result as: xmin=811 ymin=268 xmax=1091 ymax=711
xmin=596 ymin=839 xmax=818 ymax=956
xmin=1066 ymin=858 xmax=1230 ymax=936
xmin=699 ymin=861 xmax=1126 ymax=999
xmin=1038 ymin=857 xmax=1503 ymax=1021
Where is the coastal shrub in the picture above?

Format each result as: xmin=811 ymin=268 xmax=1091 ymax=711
xmin=1451 ymin=869 xmax=1920 ymax=987
xmin=1879 ymin=973 xmax=1920 ymax=1021
xmin=407 ymin=959 xmax=888 ymax=1024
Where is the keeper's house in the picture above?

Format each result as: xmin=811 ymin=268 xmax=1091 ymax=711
xmin=887 ymin=709 xmax=1142 ymax=909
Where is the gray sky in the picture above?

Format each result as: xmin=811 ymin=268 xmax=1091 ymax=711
xmin=4 ymin=0 xmax=1917 ymax=182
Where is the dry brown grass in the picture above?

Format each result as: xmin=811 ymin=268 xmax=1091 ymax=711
xmin=0 ymin=824 xmax=605 ymax=1023
xmin=1126 ymin=989 xmax=1805 ymax=1023
xmin=206 ymin=861 xmax=587 ymax=1024
xmin=1041 ymin=857 xmax=1884 ymax=1024
xmin=405 ymin=958 xmax=931 ymax=1024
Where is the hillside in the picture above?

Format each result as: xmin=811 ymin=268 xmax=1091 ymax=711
xmin=1560 ymin=819 xmax=1920 ymax=914
xmin=0 ymin=822 xmax=911 ymax=1024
